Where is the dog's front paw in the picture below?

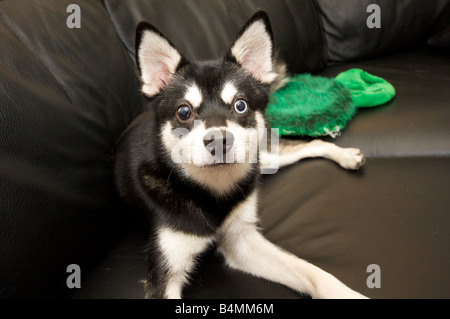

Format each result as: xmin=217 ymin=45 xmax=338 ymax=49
xmin=338 ymin=148 xmax=365 ymax=170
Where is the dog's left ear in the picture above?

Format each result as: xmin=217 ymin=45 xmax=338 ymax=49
xmin=226 ymin=11 xmax=277 ymax=84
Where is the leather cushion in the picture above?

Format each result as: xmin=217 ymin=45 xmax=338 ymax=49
xmin=0 ymin=0 xmax=145 ymax=298
xmin=316 ymin=0 xmax=450 ymax=63
xmin=71 ymin=157 xmax=450 ymax=299
xmin=319 ymin=47 xmax=450 ymax=157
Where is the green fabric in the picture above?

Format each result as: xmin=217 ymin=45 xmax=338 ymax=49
xmin=265 ymin=69 xmax=395 ymax=137
xmin=335 ymin=68 xmax=396 ymax=108
xmin=265 ymin=74 xmax=354 ymax=137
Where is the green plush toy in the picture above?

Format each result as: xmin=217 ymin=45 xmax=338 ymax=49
xmin=265 ymin=68 xmax=395 ymax=137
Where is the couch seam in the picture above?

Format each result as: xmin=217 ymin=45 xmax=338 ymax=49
xmin=311 ymin=0 xmax=330 ymax=67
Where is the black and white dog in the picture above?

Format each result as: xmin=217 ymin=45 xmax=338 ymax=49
xmin=114 ymin=11 xmax=366 ymax=299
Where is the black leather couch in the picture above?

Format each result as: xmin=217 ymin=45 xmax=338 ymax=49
xmin=1 ymin=0 xmax=449 ymax=299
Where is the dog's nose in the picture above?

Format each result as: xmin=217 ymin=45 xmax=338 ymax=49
xmin=203 ymin=129 xmax=234 ymax=157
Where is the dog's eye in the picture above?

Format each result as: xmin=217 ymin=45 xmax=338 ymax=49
xmin=234 ymin=99 xmax=248 ymax=115
xmin=177 ymin=105 xmax=192 ymax=121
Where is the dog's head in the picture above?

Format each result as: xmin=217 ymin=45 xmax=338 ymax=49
xmin=136 ymin=11 xmax=278 ymax=195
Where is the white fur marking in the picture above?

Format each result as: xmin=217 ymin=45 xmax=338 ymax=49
xmin=185 ymin=84 xmax=203 ymax=108
xmin=221 ymin=82 xmax=238 ymax=104
xmin=161 ymin=122 xmax=177 ymax=152
xmin=220 ymin=191 xmax=260 ymax=231
xmin=158 ymin=228 xmax=213 ymax=299
xmin=162 ymin=119 xmax=254 ymax=195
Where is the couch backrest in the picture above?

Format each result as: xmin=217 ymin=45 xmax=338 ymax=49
xmin=104 ymin=0 xmax=449 ymax=72
xmin=103 ymin=0 xmax=326 ymax=74
xmin=315 ymin=0 xmax=450 ymax=64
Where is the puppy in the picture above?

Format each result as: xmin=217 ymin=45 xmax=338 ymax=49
xmin=114 ymin=11 xmax=366 ymax=299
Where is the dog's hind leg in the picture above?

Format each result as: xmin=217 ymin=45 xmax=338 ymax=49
xmin=145 ymin=227 xmax=214 ymax=299
xmin=217 ymin=191 xmax=367 ymax=299
xmin=261 ymin=139 xmax=365 ymax=171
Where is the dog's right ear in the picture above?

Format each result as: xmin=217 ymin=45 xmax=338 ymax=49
xmin=136 ymin=22 xmax=187 ymax=97
xmin=226 ymin=11 xmax=277 ymax=84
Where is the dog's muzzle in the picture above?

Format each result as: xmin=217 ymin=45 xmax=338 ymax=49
xmin=203 ymin=129 xmax=234 ymax=162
